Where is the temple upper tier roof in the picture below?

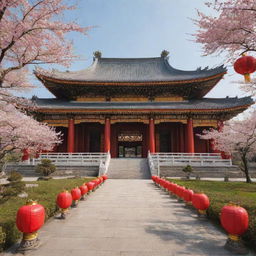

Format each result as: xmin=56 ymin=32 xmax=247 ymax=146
xmin=35 ymin=54 xmax=227 ymax=100
xmin=35 ymin=57 xmax=226 ymax=83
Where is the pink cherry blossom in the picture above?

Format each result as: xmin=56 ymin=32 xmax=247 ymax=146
xmin=0 ymin=1 xmax=89 ymax=163
xmin=0 ymin=102 xmax=61 ymax=159
xmin=199 ymin=110 xmax=256 ymax=183
xmin=0 ymin=0 xmax=90 ymax=89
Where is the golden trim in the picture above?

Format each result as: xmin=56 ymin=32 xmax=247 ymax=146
xmin=76 ymin=97 xmax=105 ymax=102
xmin=23 ymin=232 xmax=38 ymax=241
xmin=111 ymin=119 xmax=149 ymax=124
xmin=155 ymin=119 xmax=187 ymax=124
xmin=154 ymin=96 xmax=184 ymax=102
xmin=111 ymin=97 xmax=148 ymax=102
xmin=198 ymin=209 xmax=206 ymax=215
xmin=193 ymin=120 xmax=217 ymax=128
xmin=228 ymin=234 xmax=239 ymax=241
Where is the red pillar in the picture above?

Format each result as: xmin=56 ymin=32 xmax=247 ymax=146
xmin=187 ymin=118 xmax=195 ymax=153
xmin=149 ymin=118 xmax=156 ymax=153
xmin=67 ymin=118 xmax=75 ymax=153
xmin=179 ymin=123 xmax=185 ymax=152
xmin=104 ymin=118 xmax=111 ymax=153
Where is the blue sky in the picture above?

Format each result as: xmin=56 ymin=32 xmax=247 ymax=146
xmin=26 ymin=0 xmax=246 ymax=99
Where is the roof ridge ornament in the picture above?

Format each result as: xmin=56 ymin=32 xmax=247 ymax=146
xmin=161 ymin=50 xmax=169 ymax=58
xmin=93 ymin=51 xmax=102 ymax=59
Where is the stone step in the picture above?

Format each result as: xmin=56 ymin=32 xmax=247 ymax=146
xmin=107 ymin=158 xmax=150 ymax=179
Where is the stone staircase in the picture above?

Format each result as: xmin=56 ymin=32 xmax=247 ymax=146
xmin=107 ymin=158 xmax=151 ymax=179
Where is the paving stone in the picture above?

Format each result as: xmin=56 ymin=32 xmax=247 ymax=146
xmin=2 ymin=179 xmax=255 ymax=256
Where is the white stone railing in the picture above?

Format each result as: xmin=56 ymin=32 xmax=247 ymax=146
xmin=148 ymin=152 xmax=233 ymax=176
xmin=98 ymin=151 xmax=111 ymax=176
xmin=22 ymin=153 xmax=109 ymax=168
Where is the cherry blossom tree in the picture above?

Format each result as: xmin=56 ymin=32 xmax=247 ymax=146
xmin=194 ymin=0 xmax=256 ymax=93
xmin=0 ymin=0 xmax=90 ymax=163
xmin=0 ymin=0 xmax=89 ymax=89
xmin=0 ymin=103 xmax=61 ymax=161
xmin=199 ymin=111 xmax=256 ymax=183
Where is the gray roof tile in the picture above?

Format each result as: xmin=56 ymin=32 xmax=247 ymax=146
xmin=35 ymin=57 xmax=227 ymax=82
xmin=35 ymin=97 xmax=253 ymax=110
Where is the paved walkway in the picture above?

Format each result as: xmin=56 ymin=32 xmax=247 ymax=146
xmin=4 ymin=180 xmax=255 ymax=256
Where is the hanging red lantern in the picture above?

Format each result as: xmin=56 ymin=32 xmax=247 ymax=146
xmin=192 ymin=193 xmax=210 ymax=215
xmin=16 ymin=200 xmax=45 ymax=250
xmin=56 ymin=190 xmax=72 ymax=219
xmin=71 ymin=187 xmax=81 ymax=207
xmin=234 ymin=54 xmax=256 ymax=82
xmin=79 ymin=185 xmax=88 ymax=200
xmin=220 ymin=205 xmax=248 ymax=241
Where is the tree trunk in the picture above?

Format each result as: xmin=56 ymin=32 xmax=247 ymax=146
xmin=241 ymin=154 xmax=252 ymax=183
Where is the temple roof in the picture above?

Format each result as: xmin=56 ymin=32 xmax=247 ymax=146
xmin=35 ymin=56 xmax=226 ymax=83
xmin=35 ymin=96 xmax=253 ymax=111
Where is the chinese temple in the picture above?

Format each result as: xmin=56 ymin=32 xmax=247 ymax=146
xmin=34 ymin=51 xmax=253 ymax=158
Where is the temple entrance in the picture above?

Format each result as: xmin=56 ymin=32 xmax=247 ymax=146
xmin=89 ymin=129 xmax=101 ymax=152
xmin=118 ymin=143 xmax=142 ymax=158
xmin=117 ymin=131 xmax=143 ymax=158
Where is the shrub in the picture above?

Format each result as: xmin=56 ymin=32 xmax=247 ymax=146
xmin=1 ymin=171 xmax=25 ymax=199
xmin=36 ymin=159 xmax=56 ymax=177
xmin=2 ymin=182 xmax=25 ymax=198
xmin=182 ymin=165 xmax=193 ymax=179
xmin=7 ymin=171 xmax=22 ymax=182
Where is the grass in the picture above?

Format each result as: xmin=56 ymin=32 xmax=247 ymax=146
xmin=168 ymin=179 xmax=256 ymax=249
xmin=0 ymin=177 xmax=94 ymax=251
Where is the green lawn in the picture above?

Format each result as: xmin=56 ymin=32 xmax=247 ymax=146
xmin=168 ymin=179 xmax=256 ymax=248
xmin=0 ymin=177 xmax=94 ymax=250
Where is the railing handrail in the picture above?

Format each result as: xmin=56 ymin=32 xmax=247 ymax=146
xmin=147 ymin=152 xmax=232 ymax=173
xmin=21 ymin=152 xmax=110 ymax=168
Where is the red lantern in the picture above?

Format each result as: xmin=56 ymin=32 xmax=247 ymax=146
xmin=87 ymin=182 xmax=94 ymax=192
xmin=16 ymin=200 xmax=45 ymax=250
xmin=102 ymin=175 xmax=108 ymax=181
xmin=56 ymin=190 xmax=72 ymax=218
xmin=234 ymin=54 xmax=256 ymax=82
xmin=99 ymin=177 xmax=103 ymax=184
xmin=71 ymin=187 xmax=81 ymax=207
xmin=91 ymin=180 xmax=98 ymax=190
xmin=79 ymin=185 xmax=88 ymax=200
xmin=192 ymin=193 xmax=210 ymax=215
xmin=183 ymin=189 xmax=194 ymax=203
xmin=220 ymin=205 xmax=248 ymax=241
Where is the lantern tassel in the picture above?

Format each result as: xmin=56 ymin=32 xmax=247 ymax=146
xmin=244 ymin=73 xmax=251 ymax=83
